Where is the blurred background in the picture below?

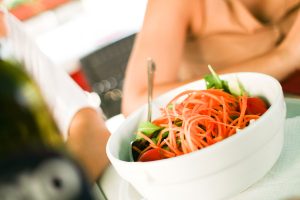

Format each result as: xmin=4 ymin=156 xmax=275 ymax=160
xmin=0 ymin=1 xmax=147 ymax=199
xmin=0 ymin=0 xmax=147 ymax=118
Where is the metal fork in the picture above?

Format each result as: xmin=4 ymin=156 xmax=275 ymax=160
xmin=129 ymin=58 xmax=156 ymax=162
xmin=147 ymin=57 xmax=156 ymax=122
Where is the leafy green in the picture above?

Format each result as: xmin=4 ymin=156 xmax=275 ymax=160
xmin=162 ymin=131 xmax=169 ymax=139
xmin=229 ymin=115 xmax=239 ymax=120
xmin=174 ymin=118 xmax=183 ymax=127
xmin=136 ymin=121 xmax=163 ymax=139
xmin=151 ymin=137 xmax=158 ymax=144
xmin=4 ymin=0 xmax=33 ymax=9
xmin=204 ymin=65 xmax=250 ymax=96
xmin=167 ymin=104 xmax=174 ymax=110
xmin=227 ymin=77 xmax=248 ymax=96
xmin=204 ymin=65 xmax=230 ymax=92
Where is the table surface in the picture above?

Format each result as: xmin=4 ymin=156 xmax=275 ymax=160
xmin=94 ymin=97 xmax=300 ymax=200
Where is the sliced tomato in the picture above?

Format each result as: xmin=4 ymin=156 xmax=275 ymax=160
xmin=138 ymin=148 xmax=164 ymax=162
xmin=246 ymin=97 xmax=268 ymax=115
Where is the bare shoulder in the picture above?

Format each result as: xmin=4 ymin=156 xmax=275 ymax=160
xmin=143 ymin=0 xmax=197 ymax=26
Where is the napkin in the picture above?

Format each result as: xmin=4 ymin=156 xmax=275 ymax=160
xmin=232 ymin=116 xmax=300 ymax=200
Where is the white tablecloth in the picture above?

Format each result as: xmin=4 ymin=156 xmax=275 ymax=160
xmin=232 ymin=116 xmax=300 ymax=200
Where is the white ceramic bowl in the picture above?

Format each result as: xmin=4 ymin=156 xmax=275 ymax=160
xmin=106 ymin=73 xmax=286 ymax=200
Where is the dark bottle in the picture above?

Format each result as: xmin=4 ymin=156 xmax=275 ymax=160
xmin=0 ymin=59 xmax=64 ymax=156
xmin=0 ymin=59 xmax=95 ymax=200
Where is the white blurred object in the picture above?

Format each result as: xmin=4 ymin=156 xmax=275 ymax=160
xmin=105 ymin=113 xmax=125 ymax=134
xmin=35 ymin=0 xmax=147 ymax=74
xmin=3 ymin=9 xmax=101 ymax=140
xmin=81 ymin=0 xmax=147 ymax=31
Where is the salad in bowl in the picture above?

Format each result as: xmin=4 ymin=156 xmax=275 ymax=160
xmin=106 ymin=68 xmax=285 ymax=200
xmin=131 ymin=66 xmax=269 ymax=162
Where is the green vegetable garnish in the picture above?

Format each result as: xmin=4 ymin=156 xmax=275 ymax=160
xmin=204 ymin=65 xmax=249 ymax=96
xmin=151 ymin=137 xmax=158 ymax=144
xmin=174 ymin=118 xmax=183 ymax=127
xmin=227 ymin=77 xmax=248 ymax=96
xmin=167 ymin=104 xmax=174 ymax=110
xmin=162 ymin=131 xmax=169 ymax=139
xmin=136 ymin=121 xmax=163 ymax=139
xmin=4 ymin=0 xmax=33 ymax=9
xmin=204 ymin=65 xmax=230 ymax=93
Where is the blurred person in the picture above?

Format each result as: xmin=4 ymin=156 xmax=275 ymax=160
xmin=122 ymin=0 xmax=300 ymax=115
xmin=1 ymin=10 xmax=110 ymax=183
xmin=0 ymin=59 xmax=95 ymax=200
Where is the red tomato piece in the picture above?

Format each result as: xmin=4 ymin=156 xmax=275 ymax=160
xmin=246 ymin=97 xmax=268 ymax=115
xmin=138 ymin=149 xmax=164 ymax=162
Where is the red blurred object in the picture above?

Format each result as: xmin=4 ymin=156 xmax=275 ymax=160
xmin=70 ymin=69 xmax=91 ymax=92
xmin=246 ymin=97 xmax=268 ymax=115
xmin=9 ymin=0 xmax=70 ymax=21
xmin=281 ymin=69 xmax=300 ymax=95
xmin=138 ymin=149 xmax=164 ymax=162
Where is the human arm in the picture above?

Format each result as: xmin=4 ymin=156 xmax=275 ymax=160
xmin=122 ymin=0 xmax=300 ymax=116
xmin=30 ymin=58 xmax=110 ymax=182
xmin=67 ymin=108 xmax=110 ymax=182
xmin=218 ymin=10 xmax=300 ymax=80
xmin=122 ymin=0 xmax=194 ymax=115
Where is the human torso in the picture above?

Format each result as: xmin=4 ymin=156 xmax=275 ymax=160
xmin=179 ymin=0 xmax=300 ymax=80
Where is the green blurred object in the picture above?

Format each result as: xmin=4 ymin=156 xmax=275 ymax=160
xmin=0 ymin=59 xmax=64 ymax=157
xmin=285 ymin=97 xmax=300 ymax=118
xmin=3 ymin=0 xmax=34 ymax=9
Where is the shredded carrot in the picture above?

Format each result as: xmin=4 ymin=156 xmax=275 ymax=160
xmin=137 ymin=88 xmax=265 ymax=160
